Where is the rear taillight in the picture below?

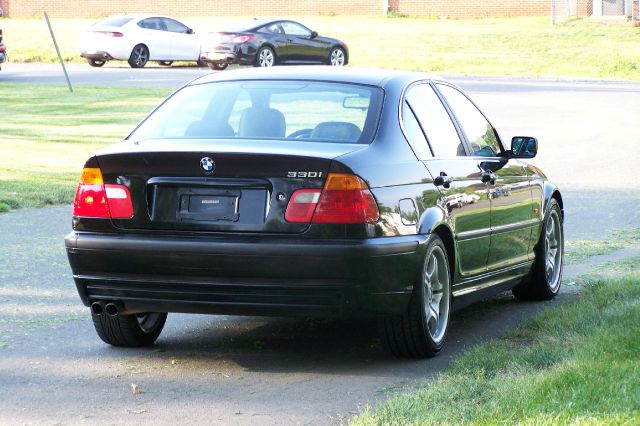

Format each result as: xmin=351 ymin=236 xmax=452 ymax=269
xmin=230 ymin=34 xmax=253 ymax=44
xmin=73 ymin=168 xmax=133 ymax=219
xmin=284 ymin=189 xmax=321 ymax=223
xmin=285 ymin=173 xmax=379 ymax=224
xmin=96 ymin=31 xmax=124 ymax=37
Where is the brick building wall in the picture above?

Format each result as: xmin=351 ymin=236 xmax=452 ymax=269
xmin=1 ymin=0 xmax=597 ymax=19
xmin=396 ymin=0 xmax=592 ymax=18
xmin=1 ymin=0 xmax=384 ymax=18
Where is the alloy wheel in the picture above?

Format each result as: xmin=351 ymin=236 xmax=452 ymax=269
xmin=330 ymin=48 xmax=345 ymax=66
xmin=545 ymin=209 xmax=563 ymax=292
xmin=136 ymin=313 xmax=163 ymax=333
xmin=133 ymin=46 xmax=148 ymax=67
xmin=423 ymin=245 xmax=450 ymax=344
xmin=258 ymin=48 xmax=274 ymax=67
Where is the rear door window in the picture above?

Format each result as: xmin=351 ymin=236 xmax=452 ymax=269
xmin=138 ymin=18 xmax=162 ymax=31
xmin=401 ymin=101 xmax=431 ymax=159
xmin=163 ymin=18 xmax=190 ymax=34
xmin=405 ymin=83 xmax=465 ymax=157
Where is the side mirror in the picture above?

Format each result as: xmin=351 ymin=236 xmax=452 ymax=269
xmin=511 ymin=136 xmax=537 ymax=159
xmin=186 ymin=28 xmax=194 ymax=34
xmin=310 ymin=30 xmax=318 ymax=39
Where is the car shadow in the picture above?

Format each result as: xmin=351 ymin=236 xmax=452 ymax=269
xmin=142 ymin=291 xmax=564 ymax=377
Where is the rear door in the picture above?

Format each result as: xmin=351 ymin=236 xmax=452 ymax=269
xmin=404 ymin=83 xmax=491 ymax=278
xmin=136 ymin=17 xmax=172 ymax=59
xmin=435 ymin=83 xmax=535 ymax=271
xmin=161 ymin=18 xmax=200 ymax=60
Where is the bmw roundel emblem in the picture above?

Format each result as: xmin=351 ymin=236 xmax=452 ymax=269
xmin=200 ymin=157 xmax=215 ymax=174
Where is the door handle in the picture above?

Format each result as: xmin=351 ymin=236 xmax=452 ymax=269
xmin=434 ymin=172 xmax=454 ymax=188
xmin=481 ymin=171 xmax=496 ymax=185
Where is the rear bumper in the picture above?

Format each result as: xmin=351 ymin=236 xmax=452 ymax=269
xmin=200 ymin=51 xmax=238 ymax=65
xmin=65 ymin=232 xmax=426 ymax=317
xmin=200 ymin=44 xmax=256 ymax=66
xmin=80 ymin=50 xmax=113 ymax=61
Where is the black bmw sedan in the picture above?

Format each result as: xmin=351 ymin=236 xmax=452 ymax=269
xmin=65 ymin=67 xmax=564 ymax=358
xmin=199 ymin=19 xmax=348 ymax=70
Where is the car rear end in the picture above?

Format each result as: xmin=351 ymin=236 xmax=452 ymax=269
xmin=77 ymin=15 xmax=137 ymax=61
xmin=65 ymin=74 xmax=423 ymax=319
xmin=200 ymin=31 xmax=258 ymax=67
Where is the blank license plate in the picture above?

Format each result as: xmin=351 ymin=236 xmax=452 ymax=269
xmin=182 ymin=194 xmax=238 ymax=221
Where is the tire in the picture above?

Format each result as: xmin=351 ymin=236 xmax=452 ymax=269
xmin=328 ymin=47 xmax=346 ymax=66
xmin=196 ymin=59 xmax=208 ymax=67
xmin=128 ymin=44 xmax=149 ymax=68
xmin=255 ymin=46 xmax=275 ymax=67
xmin=86 ymin=58 xmax=105 ymax=67
xmin=208 ymin=62 xmax=228 ymax=71
xmin=92 ymin=311 xmax=167 ymax=347
xmin=379 ymin=234 xmax=452 ymax=358
xmin=513 ymin=198 xmax=564 ymax=301
xmin=157 ymin=61 xmax=173 ymax=66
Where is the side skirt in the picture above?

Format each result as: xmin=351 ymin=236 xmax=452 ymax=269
xmin=451 ymin=261 xmax=533 ymax=311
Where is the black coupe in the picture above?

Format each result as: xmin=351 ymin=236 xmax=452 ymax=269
xmin=65 ymin=67 xmax=564 ymax=358
xmin=200 ymin=19 xmax=348 ymax=70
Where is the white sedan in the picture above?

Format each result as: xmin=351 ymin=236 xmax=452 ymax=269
xmin=77 ymin=14 xmax=203 ymax=68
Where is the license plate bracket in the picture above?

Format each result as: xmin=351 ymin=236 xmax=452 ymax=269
xmin=178 ymin=191 xmax=240 ymax=222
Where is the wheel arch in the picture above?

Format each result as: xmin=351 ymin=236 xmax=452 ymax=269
xmin=432 ymin=225 xmax=456 ymax=287
xmin=261 ymin=43 xmax=278 ymax=57
xmin=418 ymin=206 xmax=456 ymax=282
xmin=132 ymin=43 xmax=149 ymax=53
xmin=543 ymin=182 xmax=564 ymax=219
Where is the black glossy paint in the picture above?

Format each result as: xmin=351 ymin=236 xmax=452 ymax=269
xmin=201 ymin=19 xmax=348 ymax=67
xmin=65 ymin=67 xmax=562 ymax=319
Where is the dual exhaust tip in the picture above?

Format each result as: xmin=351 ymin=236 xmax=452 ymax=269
xmin=91 ymin=301 xmax=122 ymax=316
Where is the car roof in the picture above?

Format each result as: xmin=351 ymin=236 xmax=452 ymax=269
xmin=222 ymin=18 xmax=282 ymax=33
xmin=99 ymin=14 xmax=181 ymax=23
xmin=189 ymin=66 xmax=440 ymax=88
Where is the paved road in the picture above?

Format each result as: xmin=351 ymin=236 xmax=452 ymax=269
xmin=0 ymin=206 xmax=589 ymax=425
xmin=4 ymin=62 xmax=640 ymax=92
xmin=1 ymin=64 xmax=640 ymax=424
xmin=0 ymin=63 xmax=210 ymax=87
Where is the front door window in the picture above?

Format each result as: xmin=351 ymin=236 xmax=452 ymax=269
xmin=436 ymin=84 xmax=502 ymax=157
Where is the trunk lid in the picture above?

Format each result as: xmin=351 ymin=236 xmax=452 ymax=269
xmin=95 ymin=139 xmax=364 ymax=234
xmin=204 ymin=32 xmax=251 ymax=54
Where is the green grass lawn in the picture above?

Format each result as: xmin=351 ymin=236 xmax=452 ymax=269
xmin=351 ymin=268 xmax=640 ymax=425
xmin=0 ymin=84 xmax=170 ymax=211
xmin=565 ymin=227 xmax=640 ymax=264
xmin=2 ymin=16 xmax=639 ymax=79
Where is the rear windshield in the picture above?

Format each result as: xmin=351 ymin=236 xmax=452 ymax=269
xmin=128 ymin=80 xmax=384 ymax=144
xmin=93 ymin=16 xmax=134 ymax=27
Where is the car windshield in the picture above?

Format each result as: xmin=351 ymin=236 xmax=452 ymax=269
xmin=94 ymin=16 xmax=134 ymax=27
xmin=128 ymin=80 xmax=384 ymax=144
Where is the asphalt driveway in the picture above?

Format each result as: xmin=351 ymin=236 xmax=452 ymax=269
xmin=1 ymin=69 xmax=639 ymax=424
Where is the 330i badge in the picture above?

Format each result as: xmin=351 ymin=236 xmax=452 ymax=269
xmin=65 ymin=67 xmax=564 ymax=358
